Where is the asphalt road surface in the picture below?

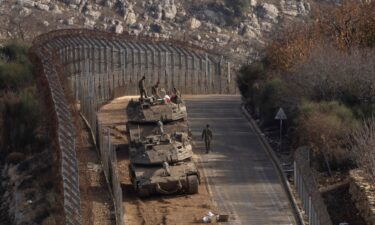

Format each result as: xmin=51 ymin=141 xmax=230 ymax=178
xmin=185 ymin=95 xmax=296 ymax=225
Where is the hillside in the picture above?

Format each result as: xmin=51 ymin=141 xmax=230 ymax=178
xmin=0 ymin=0 xmax=324 ymax=62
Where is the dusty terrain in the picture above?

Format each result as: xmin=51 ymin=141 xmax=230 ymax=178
xmin=76 ymin=118 xmax=115 ymax=225
xmin=97 ymin=96 xmax=218 ymax=225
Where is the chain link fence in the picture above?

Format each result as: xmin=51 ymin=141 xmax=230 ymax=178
xmin=294 ymin=147 xmax=333 ymax=225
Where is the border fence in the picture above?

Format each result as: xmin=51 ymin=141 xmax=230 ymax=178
xmin=294 ymin=147 xmax=333 ymax=225
xmin=31 ymin=29 xmax=238 ymax=225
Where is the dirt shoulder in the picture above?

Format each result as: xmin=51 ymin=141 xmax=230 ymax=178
xmin=76 ymin=118 xmax=115 ymax=225
xmin=97 ymin=96 xmax=217 ymax=225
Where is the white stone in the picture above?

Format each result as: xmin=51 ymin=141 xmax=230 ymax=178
xmin=86 ymin=10 xmax=101 ymax=20
xmin=17 ymin=0 xmax=35 ymax=7
xmin=66 ymin=17 xmax=74 ymax=25
xmin=115 ymin=24 xmax=123 ymax=34
xmin=20 ymin=7 xmax=32 ymax=16
xmin=280 ymin=0 xmax=311 ymax=17
xmin=187 ymin=18 xmax=201 ymax=30
xmin=125 ymin=11 xmax=136 ymax=25
xmin=213 ymin=26 xmax=221 ymax=33
xmin=52 ymin=4 xmax=62 ymax=14
xmin=36 ymin=3 xmax=50 ymax=11
xmin=84 ymin=17 xmax=95 ymax=28
xmin=256 ymin=3 xmax=279 ymax=23
xmin=159 ymin=0 xmax=177 ymax=20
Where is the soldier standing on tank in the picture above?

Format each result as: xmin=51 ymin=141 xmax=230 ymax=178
xmin=202 ymin=124 xmax=213 ymax=154
xmin=151 ymin=81 xmax=160 ymax=99
xmin=138 ymin=76 xmax=147 ymax=100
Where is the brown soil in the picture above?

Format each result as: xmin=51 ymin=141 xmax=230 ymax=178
xmin=98 ymin=96 xmax=217 ymax=225
xmin=76 ymin=118 xmax=115 ymax=225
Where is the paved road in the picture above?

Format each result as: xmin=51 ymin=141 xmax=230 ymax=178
xmin=185 ymin=95 xmax=296 ymax=225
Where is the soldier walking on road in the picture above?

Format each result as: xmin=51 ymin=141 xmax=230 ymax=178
xmin=202 ymin=124 xmax=213 ymax=154
xmin=138 ymin=76 xmax=147 ymax=100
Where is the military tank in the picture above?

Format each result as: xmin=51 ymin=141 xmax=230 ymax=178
xmin=127 ymin=97 xmax=187 ymax=123
xmin=128 ymin=133 xmax=200 ymax=197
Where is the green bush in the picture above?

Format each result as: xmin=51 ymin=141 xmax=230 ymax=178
xmin=0 ymin=42 xmax=33 ymax=91
xmin=0 ymin=62 xmax=34 ymax=90
xmin=3 ymin=89 xmax=42 ymax=152
xmin=0 ymin=42 xmax=31 ymax=64
xmin=256 ymin=78 xmax=288 ymax=124
xmin=236 ymin=61 xmax=266 ymax=98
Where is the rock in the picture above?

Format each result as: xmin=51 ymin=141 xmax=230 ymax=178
xmin=187 ymin=18 xmax=201 ymax=30
xmin=203 ymin=9 xmax=224 ymax=25
xmin=64 ymin=0 xmax=81 ymax=5
xmin=66 ymin=17 xmax=74 ymax=25
xmin=218 ymin=34 xmax=230 ymax=43
xmin=280 ymin=0 xmax=311 ymax=17
xmin=135 ymin=23 xmax=144 ymax=31
xmin=213 ymin=26 xmax=221 ymax=33
xmin=85 ymin=9 xmax=101 ymax=20
xmin=194 ymin=34 xmax=201 ymax=41
xmin=150 ymin=23 xmax=163 ymax=33
xmin=125 ymin=11 xmax=136 ymax=25
xmin=51 ymin=4 xmax=62 ymax=14
xmin=159 ymin=0 xmax=177 ymax=20
xmin=17 ymin=0 xmax=35 ymax=7
xmin=115 ymin=24 xmax=123 ymax=34
xmin=36 ymin=3 xmax=50 ymax=11
xmin=255 ymin=3 xmax=279 ymax=23
xmin=250 ymin=0 xmax=257 ymax=7
xmin=84 ymin=17 xmax=95 ymax=28
xmin=20 ymin=7 xmax=32 ymax=16
xmin=242 ymin=25 xmax=258 ymax=39
xmin=43 ymin=21 xmax=49 ymax=26
xmin=176 ymin=9 xmax=186 ymax=18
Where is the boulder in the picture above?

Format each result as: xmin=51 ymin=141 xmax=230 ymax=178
xmin=20 ymin=7 xmax=32 ymax=16
xmin=17 ymin=0 xmax=35 ymax=7
xmin=280 ymin=0 xmax=311 ymax=17
xmin=115 ymin=24 xmax=123 ymax=34
xmin=84 ymin=17 xmax=95 ymax=28
xmin=255 ymin=3 xmax=279 ymax=23
xmin=125 ymin=11 xmax=137 ymax=25
xmin=66 ymin=17 xmax=74 ymax=25
xmin=159 ymin=0 xmax=177 ymax=20
xmin=187 ymin=18 xmax=201 ymax=30
xmin=36 ymin=3 xmax=50 ymax=11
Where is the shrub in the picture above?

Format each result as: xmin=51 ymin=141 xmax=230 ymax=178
xmin=0 ymin=62 xmax=34 ymax=90
xmin=236 ymin=61 xmax=267 ymax=98
xmin=2 ymin=89 xmax=42 ymax=152
xmin=297 ymin=101 xmax=358 ymax=171
xmin=0 ymin=42 xmax=31 ymax=64
xmin=256 ymin=78 xmax=289 ymax=125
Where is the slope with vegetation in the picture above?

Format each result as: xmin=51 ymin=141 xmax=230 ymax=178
xmin=0 ymin=43 xmax=63 ymax=225
xmin=237 ymin=0 xmax=375 ymax=224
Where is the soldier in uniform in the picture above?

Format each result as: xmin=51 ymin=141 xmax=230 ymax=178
xmin=138 ymin=76 xmax=147 ymax=100
xmin=151 ymin=81 xmax=160 ymax=99
xmin=201 ymin=124 xmax=213 ymax=153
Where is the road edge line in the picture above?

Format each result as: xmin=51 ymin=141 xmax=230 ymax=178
xmin=193 ymin=141 xmax=218 ymax=208
xmin=241 ymin=105 xmax=305 ymax=225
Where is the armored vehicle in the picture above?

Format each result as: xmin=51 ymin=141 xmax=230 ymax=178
xmin=127 ymin=97 xmax=187 ymax=123
xmin=128 ymin=133 xmax=200 ymax=197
